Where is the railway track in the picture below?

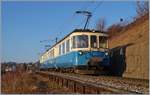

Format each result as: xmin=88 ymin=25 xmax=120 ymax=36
xmin=35 ymin=71 xmax=148 ymax=94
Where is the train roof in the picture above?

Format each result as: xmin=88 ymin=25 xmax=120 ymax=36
xmin=42 ymin=29 xmax=108 ymax=55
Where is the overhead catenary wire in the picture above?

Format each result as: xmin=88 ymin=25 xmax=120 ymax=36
xmin=74 ymin=1 xmax=94 ymax=29
xmin=41 ymin=11 xmax=76 ymax=45
xmin=58 ymin=13 xmax=76 ymax=38
xmin=75 ymin=1 xmax=103 ymax=29
xmin=89 ymin=1 xmax=104 ymax=29
xmin=91 ymin=0 xmax=103 ymax=14
xmin=80 ymin=1 xmax=95 ymax=11
xmin=55 ymin=1 xmax=95 ymax=40
xmin=58 ymin=1 xmax=95 ymax=35
xmin=41 ymin=1 xmax=103 ymax=47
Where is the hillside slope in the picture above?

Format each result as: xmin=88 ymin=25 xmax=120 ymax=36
xmin=108 ymin=15 xmax=149 ymax=79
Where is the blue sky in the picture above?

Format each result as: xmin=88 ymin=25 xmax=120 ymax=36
xmin=2 ymin=1 xmax=137 ymax=63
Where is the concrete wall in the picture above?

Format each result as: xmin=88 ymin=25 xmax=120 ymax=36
xmin=108 ymin=17 xmax=149 ymax=80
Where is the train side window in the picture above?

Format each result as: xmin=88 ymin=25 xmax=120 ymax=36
xmin=71 ymin=38 xmax=73 ymax=49
xmin=51 ymin=49 xmax=54 ymax=58
xmin=66 ymin=39 xmax=70 ymax=52
xmin=48 ymin=51 xmax=50 ymax=58
xmin=72 ymin=36 xmax=76 ymax=48
xmin=62 ymin=42 xmax=65 ymax=54
xmin=90 ymin=35 xmax=97 ymax=48
xmin=59 ymin=45 xmax=61 ymax=55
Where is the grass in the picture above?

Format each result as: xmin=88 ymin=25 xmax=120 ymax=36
xmin=1 ymin=70 xmax=72 ymax=94
xmin=1 ymin=71 xmax=37 ymax=94
xmin=47 ymin=81 xmax=62 ymax=89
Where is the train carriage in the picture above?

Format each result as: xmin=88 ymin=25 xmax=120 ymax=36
xmin=40 ymin=29 xmax=110 ymax=74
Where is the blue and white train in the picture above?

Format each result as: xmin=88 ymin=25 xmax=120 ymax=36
xmin=39 ymin=29 xmax=110 ymax=74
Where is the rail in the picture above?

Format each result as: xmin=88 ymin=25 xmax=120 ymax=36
xmin=35 ymin=71 xmax=147 ymax=94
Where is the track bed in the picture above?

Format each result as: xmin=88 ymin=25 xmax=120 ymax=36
xmin=36 ymin=71 xmax=149 ymax=94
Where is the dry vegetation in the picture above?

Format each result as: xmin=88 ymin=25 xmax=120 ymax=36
xmin=96 ymin=1 xmax=149 ymax=38
xmin=1 ymin=70 xmax=73 ymax=94
xmin=2 ymin=71 xmax=37 ymax=94
xmin=108 ymin=13 xmax=149 ymax=39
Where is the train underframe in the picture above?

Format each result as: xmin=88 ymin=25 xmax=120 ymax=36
xmin=40 ymin=58 xmax=110 ymax=75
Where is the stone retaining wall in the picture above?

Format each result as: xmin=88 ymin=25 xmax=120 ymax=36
xmin=108 ymin=17 xmax=149 ymax=79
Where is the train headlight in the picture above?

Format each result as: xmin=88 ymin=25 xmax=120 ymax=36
xmin=78 ymin=51 xmax=83 ymax=55
xmin=105 ymin=52 xmax=108 ymax=56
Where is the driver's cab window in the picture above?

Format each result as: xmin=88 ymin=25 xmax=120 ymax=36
xmin=90 ymin=35 xmax=97 ymax=48
xmin=99 ymin=36 xmax=107 ymax=48
xmin=72 ymin=35 xmax=88 ymax=48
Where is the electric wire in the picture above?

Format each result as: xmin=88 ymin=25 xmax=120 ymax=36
xmin=56 ymin=1 xmax=95 ymax=40
xmin=41 ymin=1 xmax=103 ymax=50
xmin=57 ymin=13 xmax=76 ymax=39
xmin=74 ymin=1 xmax=94 ymax=29
xmin=91 ymin=0 xmax=103 ymax=14
xmin=75 ymin=1 xmax=103 ymax=29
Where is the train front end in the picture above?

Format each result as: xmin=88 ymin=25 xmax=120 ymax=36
xmin=77 ymin=50 xmax=110 ymax=68
xmin=71 ymin=30 xmax=110 ymax=71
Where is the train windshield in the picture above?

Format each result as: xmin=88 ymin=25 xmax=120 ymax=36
xmin=99 ymin=36 xmax=107 ymax=48
xmin=72 ymin=35 xmax=88 ymax=48
xmin=90 ymin=35 xmax=97 ymax=48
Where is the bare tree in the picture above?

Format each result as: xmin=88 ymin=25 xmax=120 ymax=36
xmin=136 ymin=1 xmax=149 ymax=17
xmin=107 ymin=24 xmax=123 ymax=37
xmin=96 ymin=17 xmax=106 ymax=32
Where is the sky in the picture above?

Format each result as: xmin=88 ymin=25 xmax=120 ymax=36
xmin=2 ymin=1 xmax=137 ymax=63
